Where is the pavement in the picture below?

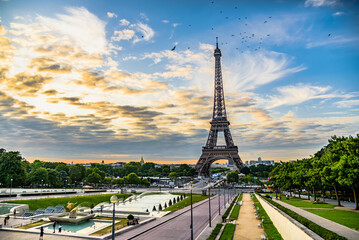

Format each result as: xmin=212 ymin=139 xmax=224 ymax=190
xmin=272 ymin=198 xmax=359 ymax=240
xmin=117 ymin=191 xmax=236 ymax=240
xmin=289 ymin=193 xmax=356 ymax=209
xmin=234 ymin=193 xmax=264 ymax=240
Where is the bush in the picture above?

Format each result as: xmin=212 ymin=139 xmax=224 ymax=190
xmin=265 ymin=197 xmax=346 ymax=240
xmin=177 ymin=196 xmax=180 ymax=202
xmin=164 ymin=202 xmax=167 ymax=208
xmin=152 ymin=205 xmax=156 ymax=211
xmin=127 ymin=214 xmax=134 ymax=220
xmin=207 ymin=223 xmax=223 ymax=240
xmin=169 ymin=199 xmax=172 ymax=206
xmin=222 ymin=194 xmax=239 ymax=222
xmin=173 ymin=198 xmax=176 ymax=204
xmin=159 ymin=204 xmax=162 ymax=211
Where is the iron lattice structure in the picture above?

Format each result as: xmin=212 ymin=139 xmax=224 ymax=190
xmin=195 ymin=38 xmax=243 ymax=177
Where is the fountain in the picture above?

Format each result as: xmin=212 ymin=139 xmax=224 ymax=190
xmin=49 ymin=202 xmax=95 ymax=224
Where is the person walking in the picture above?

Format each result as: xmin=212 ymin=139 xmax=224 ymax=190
xmin=39 ymin=226 xmax=44 ymax=240
xmin=14 ymin=209 xmax=17 ymax=218
xmin=58 ymin=224 xmax=62 ymax=233
xmin=52 ymin=221 xmax=56 ymax=233
xmin=4 ymin=217 xmax=7 ymax=226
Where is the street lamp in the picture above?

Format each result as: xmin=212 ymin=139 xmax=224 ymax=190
xmin=110 ymin=195 xmax=118 ymax=240
xmin=208 ymin=183 xmax=211 ymax=227
xmin=190 ymin=181 xmax=193 ymax=240
xmin=41 ymin=179 xmax=43 ymax=196
xmin=65 ymin=179 xmax=67 ymax=194
xmin=224 ymin=187 xmax=226 ymax=208
xmin=218 ymin=186 xmax=221 ymax=215
xmin=10 ymin=179 xmax=13 ymax=199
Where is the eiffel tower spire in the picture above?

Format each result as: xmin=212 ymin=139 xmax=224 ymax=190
xmin=195 ymin=38 xmax=243 ymax=177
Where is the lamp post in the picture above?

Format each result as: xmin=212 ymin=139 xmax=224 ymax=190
xmin=190 ymin=181 xmax=193 ymax=240
xmin=10 ymin=178 xmax=13 ymax=199
xmin=110 ymin=195 xmax=118 ymax=240
xmin=65 ymin=179 xmax=67 ymax=194
xmin=41 ymin=179 xmax=43 ymax=196
xmin=218 ymin=186 xmax=221 ymax=215
xmin=208 ymin=183 xmax=211 ymax=227
xmin=224 ymin=187 xmax=226 ymax=208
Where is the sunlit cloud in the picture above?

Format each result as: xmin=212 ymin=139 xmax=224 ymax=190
xmin=304 ymin=0 xmax=338 ymax=7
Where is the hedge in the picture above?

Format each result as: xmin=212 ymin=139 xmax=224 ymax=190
xmin=264 ymin=197 xmax=347 ymax=240
xmin=206 ymin=223 xmax=223 ymax=240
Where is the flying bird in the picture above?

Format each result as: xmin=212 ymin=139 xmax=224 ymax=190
xmin=171 ymin=46 xmax=176 ymax=51
xmin=264 ymin=21 xmax=267 ymax=23
xmin=328 ymin=33 xmax=331 ymax=37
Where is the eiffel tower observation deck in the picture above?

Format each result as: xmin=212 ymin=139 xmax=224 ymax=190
xmin=195 ymin=38 xmax=243 ymax=177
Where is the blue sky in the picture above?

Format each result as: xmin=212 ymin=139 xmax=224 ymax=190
xmin=0 ymin=0 xmax=358 ymax=164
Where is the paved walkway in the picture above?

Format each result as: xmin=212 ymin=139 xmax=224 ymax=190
xmin=272 ymin=198 xmax=359 ymax=240
xmin=234 ymin=193 xmax=264 ymax=240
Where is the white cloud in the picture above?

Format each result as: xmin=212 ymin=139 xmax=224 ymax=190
xmin=305 ymin=0 xmax=338 ymax=7
xmin=265 ymin=84 xmax=336 ymax=108
xmin=172 ymin=23 xmax=180 ymax=27
xmin=111 ymin=29 xmax=135 ymax=41
xmin=306 ymin=36 xmax=359 ymax=48
xmin=225 ymin=50 xmax=306 ymax=91
xmin=140 ymin=12 xmax=149 ymax=21
xmin=37 ymin=7 xmax=107 ymax=54
xmin=332 ymin=11 xmax=344 ymax=16
xmin=162 ymin=20 xmax=169 ymax=24
xmin=335 ymin=99 xmax=359 ymax=108
xmin=133 ymin=22 xmax=155 ymax=43
xmin=119 ymin=19 xmax=130 ymax=26
xmin=107 ymin=12 xmax=117 ymax=18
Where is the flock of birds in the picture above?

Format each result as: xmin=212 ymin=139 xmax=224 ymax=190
xmin=169 ymin=1 xmax=332 ymax=53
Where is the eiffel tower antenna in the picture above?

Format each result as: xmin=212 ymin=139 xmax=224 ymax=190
xmin=195 ymin=38 xmax=243 ymax=177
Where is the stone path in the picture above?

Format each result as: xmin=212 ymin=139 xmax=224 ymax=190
xmin=272 ymin=198 xmax=359 ymax=240
xmin=233 ymin=193 xmax=264 ymax=240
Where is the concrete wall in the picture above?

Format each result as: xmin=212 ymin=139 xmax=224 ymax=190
xmin=255 ymin=194 xmax=322 ymax=240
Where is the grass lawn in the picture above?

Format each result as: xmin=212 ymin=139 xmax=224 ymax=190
xmin=306 ymin=209 xmax=359 ymax=230
xmin=90 ymin=219 xmax=127 ymax=236
xmin=281 ymin=197 xmax=335 ymax=209
xmin=229 ymin=205 xmax=240 ymax=220
xmin=219 ymin=223 xmax=235 ymax=240
xmin=253 ymin=195 xmax=283 ymax=240
xmin=17 ymin=220 xmax=50 ymax=229
xmin=4 ymin=193 xmax=131 ymax=211
xmin=207 ymin=223 xmax=223 ymax=240
xmin=164 ymin=194 xmax=208 ymax=212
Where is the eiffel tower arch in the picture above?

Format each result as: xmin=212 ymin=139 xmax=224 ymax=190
xmin=195 ymin=38 xmax=243 ymax=177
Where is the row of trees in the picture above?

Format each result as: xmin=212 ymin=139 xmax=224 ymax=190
xmin=269 ymin=135 xmax=359 ymax=210
xmin=0 ymin=148 xmax=195 ymax=188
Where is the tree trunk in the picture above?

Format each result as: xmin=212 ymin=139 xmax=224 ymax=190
xmin=334 ymin=186 xmax=341 ymax=206
xmin=322 ymin=190 xmax=325 ymax=202
xmin=298 ymin=189 xmax=301 ymax=199
xmin=353 ymin=185 xmax=359 ymax=210
xmin=313 ymin=189 xmax=317 ymax=201
xmin=307 ymin=190 xmax=310 ymax=200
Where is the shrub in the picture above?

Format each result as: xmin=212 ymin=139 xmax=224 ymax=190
xmin=164 ymin=202 xmax=167 ymax=208
xmin=173 ymin=198 xmax=176 ymax=204
xmin=127 ymin=214 xmax=134 ymax=220
xmin=159 ymin=203 xmax=162 ymax=211
xmin=152 ymin=205 xmax=156 ymax=211
xmin=265 ymin=197 xmax=346 ymax=240
xmin=177 ymin=196 xmax=180 ymax=202
xmin=169 ymin=199 xmax=172 ymax=206
xmin=206 ymin=223 xmax=223 ymax=240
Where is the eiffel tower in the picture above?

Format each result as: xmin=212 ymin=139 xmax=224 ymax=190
xmin=195 ymin=38 xmax=243 ymax=177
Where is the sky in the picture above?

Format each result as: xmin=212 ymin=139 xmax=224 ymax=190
xmin=0 ymin=0 xmax=358 ymax=164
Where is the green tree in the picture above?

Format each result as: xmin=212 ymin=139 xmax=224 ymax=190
xmin=55 ymin=163 xmax=69 ymax=174
xmin=47 ymin=168 xmax=59 ymax=187
xmin=227 ymin=171 xmax=239 ymax=183
xmin=86 ymin=172 xmax=101 ymax=185
xmin=127 ymin=173 xmax=140 ymax=185
xmin=141 ymin=178 xmax=150 ymax=187
xmin=69 ymin=164 xmax=86 ymax=184
xmin=28 ymin=167 xmax=48 ymax=185
xmin=0 ymin=150 xmax=27 ymax=187
xmin=168 ymin=172 xmax=178 ymax=179
xmin=240 ymin=166 xmax=250 ymax=175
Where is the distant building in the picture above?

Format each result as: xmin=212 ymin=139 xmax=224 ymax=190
xmin=245 ymin=157 xmax=275 ymax=166
xmin=140 ymin=156 xmax=144 ymax=166
xmin=111 ymin=162 xmax=126 ymax=168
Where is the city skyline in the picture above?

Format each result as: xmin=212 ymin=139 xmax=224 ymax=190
xmin=0 ymin=0 xmax=358 ymax=164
